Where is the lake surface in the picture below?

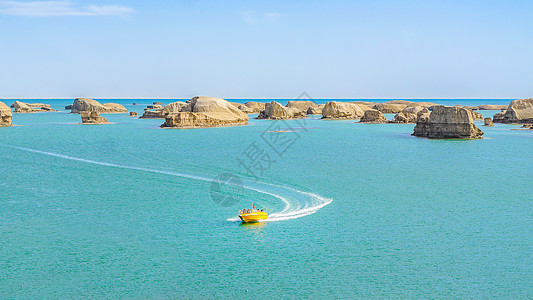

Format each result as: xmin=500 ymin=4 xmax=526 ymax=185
xmin=0 ymin=99 xmax=531 ymax=298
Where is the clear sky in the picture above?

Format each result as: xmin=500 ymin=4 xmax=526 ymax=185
xmin=1 ymin=0 xmax=532 ymax=99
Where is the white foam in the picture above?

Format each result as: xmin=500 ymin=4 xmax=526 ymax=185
xmin=3 ymin=144 xmax=332 ymax=222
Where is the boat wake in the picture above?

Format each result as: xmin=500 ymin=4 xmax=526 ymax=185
xmin=3 ymin=144 xmax=332 ymax=222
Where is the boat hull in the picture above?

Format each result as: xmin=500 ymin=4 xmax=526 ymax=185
xmin=238 ymin=212 xmax=268 ymax=223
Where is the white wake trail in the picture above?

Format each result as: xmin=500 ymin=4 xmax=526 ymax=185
xmin=3 ymin=144 xmax=332 ymax=222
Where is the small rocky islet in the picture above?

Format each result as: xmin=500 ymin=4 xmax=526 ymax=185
xmin=0 ymin=97 xmax=532 ymax=136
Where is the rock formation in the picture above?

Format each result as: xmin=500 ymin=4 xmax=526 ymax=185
xmin=322 ymin=101 xmax=365 ymax=119
xmin=484 ymin=117 xmax=494 ymax=126
xmin=498 ymin=98 xmax=533 ymax=124
xmin=373 ymin=102 xmax=407 ymax=113
xmin=286 ymin=101 xmax=318 ymax=114
xmin=238 ymin=102 xmax=266 ymax=114
xmin=161 ymin=96 xmax=249 ymax=128
xmin=70 ymin=98 xmax=127 ymax=114
xmin=307 ymin=104 xmax=325 ymax=115
xmin=360 ymin=109 xmax=387 ymax=123
xmin=257 ymin=101 xmax=306 ymax=119
xmin=413 ymin=106 xmax=484 ymax=139
xmin=477 ymin=105 xmax=508 ymax=110
xmin=12 ymin=101 xmax=54 ymax=113
xmin=389 ymin=107 xmax=429 ymax=124
xmin=81 ymin=111 xmax=109 ymax=124
xmin=493 ymin=110 xmax=506 ymax=123
xmin=521 ymin=124 xmax=533 ymax=129
xmin=0 ymin=101 xmax=13 ymax=126
xmin=470 ymin=110 xmax=484 ymax=120
xmin=129 ymin=112 xmax=138 ymax=117
xmin=140 ymin=101 xmax=188 ymax=118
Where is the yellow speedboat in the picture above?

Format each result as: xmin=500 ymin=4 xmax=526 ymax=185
xmin=238 ymin=205 xmax=268 ymax=223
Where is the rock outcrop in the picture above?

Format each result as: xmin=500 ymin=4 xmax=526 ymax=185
xmin=477 ymin=105 xmax=508 ymax=110
xmin=12 ymin=101 xmax=54 ymax=113
xmin=140 ymin=101 xmax=188 ymax=118
xmin=521 ymin=124 xmax=533 ymax=129
xmin=286 ymin=101 xmax=318 ymax=114
xmin=470 ymin=110 xmax=484 ymax=120
xmin=161 ymin=96 xmax=249 ymax=128
xmin=413 ymin=106 xmax=484 ymax=139
xmin=257 ymin=101 xmax=306 ymax=119
xmin=360 ymin=109 xmax=387 ymax=123
xmin=373 ymin=102 xmax=407 ymax=114
xmin=322 ymin=101 xmax=365 ymax=119
xmin=81 ymin=111 xmax=109 ymax=124
xmin=493 ymin=110 xmax=506 ymax=123
xmin=0 ymin=101 xmax=13 ymax=126
xmin=498 ymin=98 xmax=533 ymax=124
xmin=307 ymin=104 xmax=325 ymax=115
xmin=239 ymin=102 xmax=266 ymax=114
xmin=71 ymin=98 xmax=127 ymax=114
xmin=484 ymin=117 xmax=494 ymax=126
xmin=129 ymin=112 xmax=138 ymax=117
xmin=389 ymin=107 xmax=429 ymax=124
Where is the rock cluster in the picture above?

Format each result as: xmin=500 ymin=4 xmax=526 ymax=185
xmin=0 ymin=101 xmax=13 ymax=126
xmin=81 ymin=111 xmax=109 ymax=124
xmin=70 ymin=98 xmax=127 ymax=114
xmin=257 ymin=101 xmax=306 ymax=119
xmin=129 ymin=112 xmax=138 ymax=117
xmin=495 ymin=98 xmax=533 ymax=124
xmin=413 ymin=106 xmax=484 ymax=139
xmin=521 ymin=124 xmax=533 ymax=129
xmin=12 ymin=101 xmax=54 ymax=113
xmin=360 ymin=109 xmax=387 ymax=123
xmin=307 ymin=104 xmax=325 ymax=115
xmin=161 ymin=96 xmax=249 ymax=128
xmin=390 ymin=106 xmax=429 ymax=124
xmin=238 ymin=102 xmax=266 ymax=114
xmin=140 ymin=101 xmax=189 ymax=118
xmin=322 ymin=101 xmax=365 ymax=119
xmin=286 ymin=101 xmax=319 ymax=114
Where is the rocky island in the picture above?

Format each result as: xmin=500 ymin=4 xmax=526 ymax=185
xmin=70 ymin=98 xmax=128 ymax=114
xmin=161 ymin=96 xmax=249 ymax=128
xmin=12 ymin=101 xmax=55 ymax=113
xmin=257 ymin=101 xmax=306 ymax=119
xmin=413 ymin=106 xmax=484 ymax=139
xmin=493 ymin=98 xmax=533 ymax=124
xmin=0 ymin=101 xmax=13 ymax=126
xmin=81 ymin=111 xmax=109 ymax=124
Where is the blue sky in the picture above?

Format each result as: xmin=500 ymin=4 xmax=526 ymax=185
xmin=1 ymin=0 xmax=532 ymax=99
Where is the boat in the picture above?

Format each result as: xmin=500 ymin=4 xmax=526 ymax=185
xmin=238 ymin=204 xmax=268 ymax=223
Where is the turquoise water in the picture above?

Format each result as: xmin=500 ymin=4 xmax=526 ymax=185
xmin=0 ymin=100 xmax=531 ymax=298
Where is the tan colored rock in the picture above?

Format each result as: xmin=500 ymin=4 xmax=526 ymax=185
xmin=12 ymin=101 xmax=54 ymax=113
xmin=140 ymin=101 xmax=188 ymax=118
xmin=521 ymin=124 xmax=533 ymax=129
xmin=0 ymin=101 xmax=13 ymax=126
xmin=413 ymin=106 xmax=483 ymax=139
xmin=71 ymin=98 xmax=127 ymax=113
xmin=360 ymin=109 xmax=387 ymax=123
xmin=484 ymin=117 xmax=494 ymax=126
xmin=373 ymin=102 xmax=408 ymax=113
xmin=161 ymin=96 xmax=248 ymax=128
xmin=406 ymin=101 xmax=438 ymax=108
xmin=493 ymin=110 xmax=506 ymax=123
xmin=477 ymin=105 xmax=508 ymax=110
xmin=12 ymin=101 xmax=35 ymax=113
xmin=469 ymin=110 xmax=483 ymax=120
xmin=129 ymin=112 xmax=138 ymax=117
xmin=499 ymin=98 xmax=533 ymax=123
xmin=102 ymin=103 xmax=128 ymax=113
xmin=322 ymin=101 xmax=365 ymax=119
xmin=239 ymin=102 xmax=266 ymax=114
xmin=81 ymin=111 xmax=108 ymax=124
xmin=390 ymin=112 xmax=417 ymax=123
xmin=307 ymin=104 xmax=325 ymax=115
xmin=286 ymin=101 xmax=318 ymax=114
xmin=257 ymin=101 xmax=306 ymax=119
